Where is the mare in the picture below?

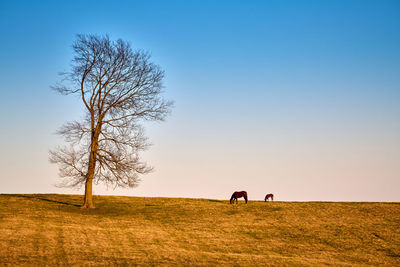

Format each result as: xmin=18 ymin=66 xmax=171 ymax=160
xmin=230 ymin=191 xmax=248 ymax=204
xmin=265 ymin=193 xmax=274 ymax=201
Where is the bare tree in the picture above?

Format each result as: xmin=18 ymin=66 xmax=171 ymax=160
xmin=50 ymin=34 xmax=172 ymax=208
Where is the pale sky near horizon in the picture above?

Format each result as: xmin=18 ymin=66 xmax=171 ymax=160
xmin=0 ymin=0 xmax=399 ymax=201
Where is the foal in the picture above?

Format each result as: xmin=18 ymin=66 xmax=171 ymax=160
xmin=265 ymin=193 xmax=274 ymax=201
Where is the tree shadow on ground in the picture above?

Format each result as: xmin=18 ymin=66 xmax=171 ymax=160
xmin=7 ymin=194 xmax=80 ymax=207
xmin=208 ymin=199 xmax=224 ymax=203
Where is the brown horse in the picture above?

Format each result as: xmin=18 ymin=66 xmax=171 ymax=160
xmin=265 ymin=193 xmax=274 ymax=201
xmin=230 ymin=191 xmax=248 ymax=204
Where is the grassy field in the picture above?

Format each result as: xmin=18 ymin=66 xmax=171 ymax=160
xmin=0 ymin=194 xmax=399 ymax=266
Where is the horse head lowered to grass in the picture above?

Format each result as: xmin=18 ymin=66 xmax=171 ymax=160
xmin=230 ymin=191 xmax=248 ymax=204
xmin=265 ymin=193 xmax=274 ymax=201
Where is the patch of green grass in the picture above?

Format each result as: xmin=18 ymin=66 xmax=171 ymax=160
xmin=0 ymin=194 xmax=399 ymax=266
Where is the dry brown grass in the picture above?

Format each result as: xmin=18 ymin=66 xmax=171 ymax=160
xmin=0 ymin=194 xmax=399 ymax=266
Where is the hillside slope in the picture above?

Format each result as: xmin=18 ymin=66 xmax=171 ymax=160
xmin=0 ymin=194 xmax=399 ymax=266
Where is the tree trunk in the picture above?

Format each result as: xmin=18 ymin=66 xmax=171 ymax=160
xmin=82 ymin=176 xmax=95 ymax=208
xmin=82 ymin=148 xmax=97 ymax=208
xmin=81 ymin=127 xmax=100 ymax=209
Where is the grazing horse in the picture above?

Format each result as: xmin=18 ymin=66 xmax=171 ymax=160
xmin=265 ymin=193 xmax=274 ymax=201
xmin=230 ymin=191 xmax=248 ymax=204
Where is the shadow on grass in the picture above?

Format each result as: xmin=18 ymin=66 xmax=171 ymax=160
xmin=7 ymin=194 xmax=80 ymax=207
xmin=208 ymin=199 xmax=225 ymax=203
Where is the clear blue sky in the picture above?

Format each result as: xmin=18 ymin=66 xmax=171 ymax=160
xmin=0 ymin=0 xmax=399 ymax=201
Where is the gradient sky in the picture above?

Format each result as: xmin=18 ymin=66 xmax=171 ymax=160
xmin=0 ymin=0 xmax=399 ymax=201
